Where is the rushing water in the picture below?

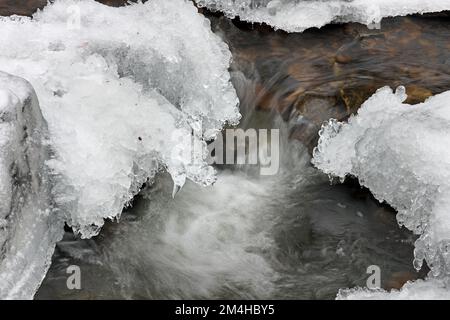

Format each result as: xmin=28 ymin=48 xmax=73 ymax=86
xmin=34 ymin=9 xmax=450 ymax=300
xmin=36 ymin=140 xmax=419 ymax=299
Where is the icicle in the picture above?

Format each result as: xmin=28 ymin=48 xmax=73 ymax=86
xmin=172 ymin=183 xmax=182 ymax=198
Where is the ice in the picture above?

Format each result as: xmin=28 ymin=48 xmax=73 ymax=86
xmin=0 ymin=0 xmax=239 ymax=298
xmin=0 ymin=72 xmax=64 ymax=299
xmin=338 ymin=278 xmax=450 ymax=300
xmin=312 ymin=86 xmax=450 ymax=298
xmin=0 ymin=0 xmax=239 ymax=235
xmin=194 ymin=0 xmax=450 ymax=32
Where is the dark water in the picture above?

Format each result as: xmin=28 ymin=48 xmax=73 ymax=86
xmin=34 ymin=10 xmax=450 ymax=299
xmin=213 ymin=12 xmax=450 ymax=150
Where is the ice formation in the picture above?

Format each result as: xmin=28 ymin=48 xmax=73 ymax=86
xmin=338 ymin=279 xmax=450 ymax=300
xmin=0 ymin=73 xmax=65 ymax=299
xmin=195 ymin=0 xmax=450 ymax=32
xmin=0 ymin=0 xmax=239 ymax=298
xmin=312 ymin=86 xmax=450 ymax=298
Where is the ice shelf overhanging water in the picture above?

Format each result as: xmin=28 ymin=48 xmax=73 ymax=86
xmin=313 ymin=86 xmax=450 ymax=299
xmin=195 ymin=0 xmax=450 ymax=33
xmin=0 ymin=0 xmax=239 ymax=299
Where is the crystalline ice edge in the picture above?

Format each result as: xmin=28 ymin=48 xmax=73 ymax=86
xmin=195 ymin=0 xmax=450 ymax=33
xmin=312 ymin=86 xmax=450 ymax=298
xmin=0 ymin=0 xmax=240 ymax=298
xmin=337 ymin=278 xmax=450 ymax=300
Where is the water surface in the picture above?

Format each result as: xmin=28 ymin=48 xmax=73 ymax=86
xmin=36 ymin=9 xmax=450 ymax=300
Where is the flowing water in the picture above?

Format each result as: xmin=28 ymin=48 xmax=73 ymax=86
xmin=34 ymin=9 xmax=450 ymax=299
xmin=36 ymin=131 xmax=419 ymax=299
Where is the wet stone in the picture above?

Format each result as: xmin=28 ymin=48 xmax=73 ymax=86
xmin=208 ymin=13 xmax=450 ymax=151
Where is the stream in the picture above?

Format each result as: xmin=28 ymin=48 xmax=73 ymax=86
xmin=35 ymin=10 xmax=450 ymax=299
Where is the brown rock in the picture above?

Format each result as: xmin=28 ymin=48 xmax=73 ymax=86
xmin=289 ymin=120 xmax=320 ymax=154
xmin=0 ymin=0 xmax=47 ymax=16
xmin=405 ymin=85 xmax=433 ymax=104
xmin=254 ymin=84 xmax=278 ymax=111
xmin=339 ymin=85 xmax=378 ymax=113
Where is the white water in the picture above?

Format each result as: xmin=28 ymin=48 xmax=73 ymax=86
xmin=101 ymin=172 xmax=282 ymax=299
xmin=38 ymin=146 xmax=419 ymax=299
xmin=195 ymin=0 xmax=450 ymax=32
xmin=37 ymin=78 xmax=419 ymax=300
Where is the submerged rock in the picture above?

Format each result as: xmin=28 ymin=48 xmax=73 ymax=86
xmin=210 ymin=14 xmax=450 ymax=151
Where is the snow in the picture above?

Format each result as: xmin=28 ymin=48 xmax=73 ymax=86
xmin=195 ymin=0 xmax=450 ymax=32
xmin=0 ymin=0 xmax=239 ymax=298
xmin=312 ymin=86 xmax=450 ymax=298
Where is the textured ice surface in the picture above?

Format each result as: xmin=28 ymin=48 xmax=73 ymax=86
xmin=337 ymin=279 xmax=450 ymax=300
xmin=312 ymin=86 xmax=450 ymax=298
xmin=0 ymin=0 xmax=239 ymax=235
xmin=0 ymin=0 xmax=239 ymax=298
xmin=0 ymin=72 xmax=64 ymax=299
xmin=195 ymin=0 xmax=450 ymax=32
